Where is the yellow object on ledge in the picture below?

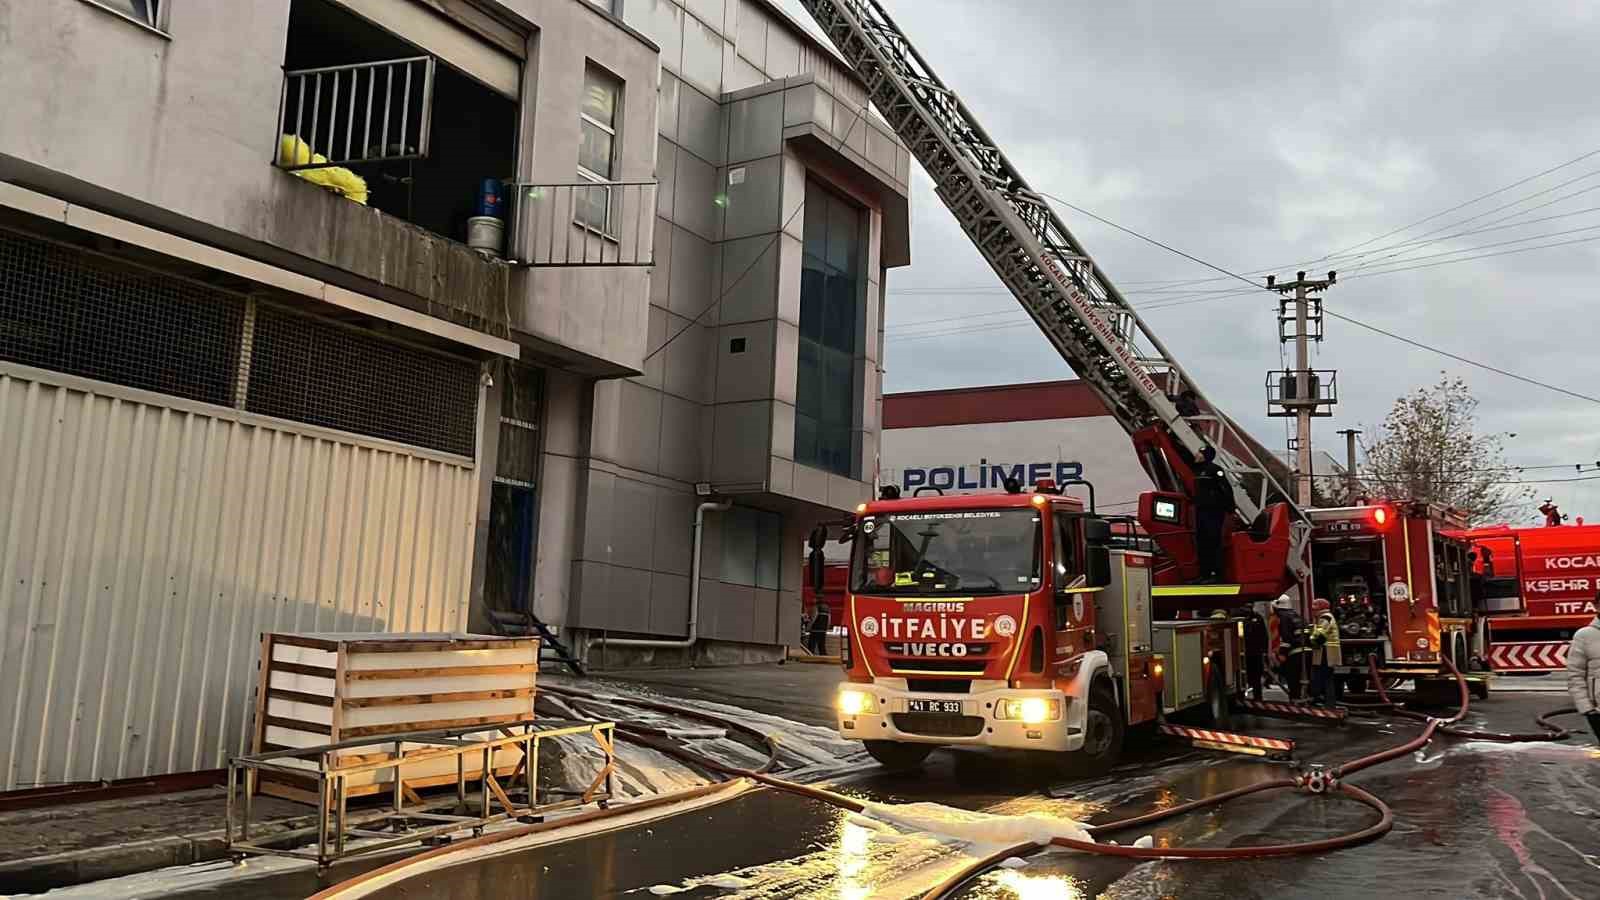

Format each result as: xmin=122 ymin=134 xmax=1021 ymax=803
xmin=278 ymin=135 xmax=368 ymax=205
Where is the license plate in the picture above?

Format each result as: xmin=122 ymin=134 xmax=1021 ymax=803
xmin=908 ymin=699 xmax=963 ymax=714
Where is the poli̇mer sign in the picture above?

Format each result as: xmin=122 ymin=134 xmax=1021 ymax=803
xmin=898 ymin=459 xmax=1084 ymax=493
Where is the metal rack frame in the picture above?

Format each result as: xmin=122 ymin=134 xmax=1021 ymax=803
xmin=226 ymin=717 xmax=615 ymax=868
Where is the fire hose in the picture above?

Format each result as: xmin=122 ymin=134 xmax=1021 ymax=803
xmin=1347 ymin=656 xmax=1573 ymax=742
xmin=539 ymin=687 xmax=1397 ymax=896
xmin=545 ymin=657 xmax=1575 ymax=900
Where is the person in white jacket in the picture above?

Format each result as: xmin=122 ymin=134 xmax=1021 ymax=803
xmin=1566 ymin=606 xmax=1600 ymax=742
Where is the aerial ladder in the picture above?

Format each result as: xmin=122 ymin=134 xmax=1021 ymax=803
xmin=798 ymin=0 xmax=1310 ymax=600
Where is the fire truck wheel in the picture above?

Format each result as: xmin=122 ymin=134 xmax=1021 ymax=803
xmin=1199 ymin=664 xmax=1232 ymax=727
xmin=863 ymin=740 xmax=934 ymax=771
xmin=1067 ymin=682 xmax=1125 ymax=775
xmin=1470 ymin=679 xmax=1490 ymax=700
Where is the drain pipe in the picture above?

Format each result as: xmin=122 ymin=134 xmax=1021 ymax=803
xmin=594 ymin=499 xmax=731 ymax=651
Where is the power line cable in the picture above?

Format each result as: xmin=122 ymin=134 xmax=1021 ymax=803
xmin=900 ymin=188 xmax=1600 ymax=406
xmin=1322 ymin=310 xmax=1600 ymax=405
xmin=1307 ymin=146 xmax=1600 ymax=262
xmin=1341 ymin=231 xmax=1600 ymax=280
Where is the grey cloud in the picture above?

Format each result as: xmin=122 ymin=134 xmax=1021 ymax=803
xmin=872 ymin=0 xmax=1600 ymax=518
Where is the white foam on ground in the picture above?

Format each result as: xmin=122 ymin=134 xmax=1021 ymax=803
xmin=852 ymin=799 xmax=1095 ymax=847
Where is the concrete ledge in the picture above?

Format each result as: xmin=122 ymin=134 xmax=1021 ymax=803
xmin=0 ymin=811 xmax=318 ymax=893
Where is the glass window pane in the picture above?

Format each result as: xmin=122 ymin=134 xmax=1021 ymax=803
xmin=796 ymin=338 xmax=821 ymax=418
xmin=575 ymin=183 xmax=611 ymax=231
xmin=826 ymin=196 xmax=858 ymax=272
xmin=794 ymin=412 xmax=819 ymax=467
xmin=822 ymin=271 xmax=857 ymax=352
xmin=803 ymin=182 xmax=827 ymax=259
xmin=720 ymin=507 xmax=757 ymax=586
xmin=98 ymin=0 xmax=156 ymax=24
xmin=755 ymin=511 xmax=780 ymax=590
xmin=578 ymin=122 xmax=614 ymax=178
xmin=799 ymin=257 xmax=825 ymax=342
xmin=821 ymin=348 xmax=852 ymax=426
xmin=820 ymin=425 xmax=851 ymax=477
xmin=582 ymin=69 xmax=618 ymax=127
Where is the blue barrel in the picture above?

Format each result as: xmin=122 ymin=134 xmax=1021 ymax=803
xmin=476 ymin=178 xmax=503 ymax=218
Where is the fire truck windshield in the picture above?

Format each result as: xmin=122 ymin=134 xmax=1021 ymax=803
xmin=851 ymin=509 xmax=1042 ymax=595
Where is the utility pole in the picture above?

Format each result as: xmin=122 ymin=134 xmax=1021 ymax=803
xmin=1266 ymin=270 xmax=1337 ymax=506
xmin=1337 ymin=428 xmax=1361 ymax=500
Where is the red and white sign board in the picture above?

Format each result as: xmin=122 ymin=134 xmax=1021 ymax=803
xmin=1486 ymin=641 xmax=1568 ymax=672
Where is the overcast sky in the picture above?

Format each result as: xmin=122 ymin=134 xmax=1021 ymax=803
xmin=801 ymin=0 xmax=1600 ymax=524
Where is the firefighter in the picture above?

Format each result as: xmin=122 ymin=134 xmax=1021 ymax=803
xmin=1309 ymin=597 xmax=1343 ymax=707
xmin=1565 ymin=599 xmax=1600 ymax=742
xmin=1174 ymin=389 xmax=1201 ymax=418
xmin=1192 ymin=446 xmax=1230 ymax=583
xmin=1243 ymin=607 xmax=1269 ymax=701
xmin=808 ymin=598 xmax=831 ymax=655
xmin=1271 ymin=595 xmax=1307 ymax=701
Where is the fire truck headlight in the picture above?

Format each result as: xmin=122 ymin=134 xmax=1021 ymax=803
xmin=1018 ymin=697 xmax=1051 ymax=724
xmin=998 ymin=698 xmax=1059 ymax=723
xmin=838 ymin=689 xmax=873 ymax=716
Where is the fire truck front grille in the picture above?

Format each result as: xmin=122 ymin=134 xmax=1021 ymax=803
xmin=888 ymin=659 xmax=987 ymax=675
xmin=906 ymin=679 xmax=971 ymax=694
xmin=892 ymin=713 xmax=986 ymax=738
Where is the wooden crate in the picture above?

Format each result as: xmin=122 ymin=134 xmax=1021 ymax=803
xmin=251 ymin=632 xmax=540 ymax=801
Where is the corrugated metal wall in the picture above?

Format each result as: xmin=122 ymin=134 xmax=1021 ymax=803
xmin=0 ymin=363 xmax=479 ymax=790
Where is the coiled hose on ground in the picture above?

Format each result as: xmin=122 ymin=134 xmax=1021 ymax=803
xmin=545 ymin=659 xmax=1577 ymax=900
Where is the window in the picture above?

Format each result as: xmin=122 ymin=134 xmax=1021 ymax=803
xmin=1054 ymin=515 xmax=1083 ymax=589
xmin=851 ymin=509 xmax=1043 ymax=595
xmin=720 ymin=507 xmax=782 ymax=590
xmin=795 ymin=179 xmax=863 ymax=478
xmin=485 ymin=364 xmax=544 ymax=613
xmin=81 ymin=0 xmax=161 ymax=30
xmin=582 ymin=0 xmax=620 ymax=13
xmin=577 ymin=65 xmax=621 ymax=232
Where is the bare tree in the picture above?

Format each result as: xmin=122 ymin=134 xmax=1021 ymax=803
xmin=1357 ymin=375 xmax=1530 ymax=523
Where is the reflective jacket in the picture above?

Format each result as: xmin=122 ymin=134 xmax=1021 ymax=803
xmin=1566 ymin=618 xmax=1600 ymax=715
xmin=1311 ymin=613 xmax=1343 ymax=667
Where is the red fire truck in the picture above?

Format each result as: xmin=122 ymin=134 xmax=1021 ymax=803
xmin=1453 ymin=522 xmax=1600 ymax=672
xmin=836 ymin=483 xmax=1250 ymax=772
xmin=1305 ymin=503 xmax=1485 ymax=697
xmin=801 ymin=0 xmax=1309 ymax=772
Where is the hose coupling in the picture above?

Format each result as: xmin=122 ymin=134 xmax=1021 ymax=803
xmin=1297 ymin=765 xmax=1337 ymax=794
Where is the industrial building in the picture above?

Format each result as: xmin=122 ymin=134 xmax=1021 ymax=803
xmin=0 ymin=0 xmax=908 ymax=790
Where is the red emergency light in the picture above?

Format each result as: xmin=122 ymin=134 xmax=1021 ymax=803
xmin=1370 ymin=504 xmax=1394 ymax=530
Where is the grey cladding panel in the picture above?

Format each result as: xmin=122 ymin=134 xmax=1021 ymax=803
xmin=727 ymin=91 xmax=783 ymax=164
xmin=712 ymin=400 xmax=771 ymax=484
xmin=610 ymin=476 xmax=658 ymax=570
xmin=723 ymin=155 xmax=783 ymax=242
xmin=717 ymin=233 xmax=779 ymax=324
xmin=676 ymin=81 xmax=722 ymax=165
xmin=658 ymin=391 xmax=706 ymax=482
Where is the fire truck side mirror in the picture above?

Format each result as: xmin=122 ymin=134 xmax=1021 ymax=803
xmin=1083 ymin=518 xmax=1113 ymax=546
xmin=1086 ymin=546 xmax=1112 ymax=589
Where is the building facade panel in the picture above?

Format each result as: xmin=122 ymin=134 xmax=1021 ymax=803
xmin=0 ymin=363 xmax=477 ymax=789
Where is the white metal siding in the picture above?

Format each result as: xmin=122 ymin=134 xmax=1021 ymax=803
xmin=0 ymin=363 xmax=479 ymax=789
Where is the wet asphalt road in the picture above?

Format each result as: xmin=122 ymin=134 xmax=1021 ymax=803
xmin=357 ymin=684 xmax=1600 ymax=899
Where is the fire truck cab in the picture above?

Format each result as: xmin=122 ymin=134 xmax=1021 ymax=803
xmin=836 ymin=481 xmax=1243 ymax=772
xmin=1454 ymin=522 xmax=1600 ymax=672
xmin=1305 ymin=502 xmax=1485 ymax=695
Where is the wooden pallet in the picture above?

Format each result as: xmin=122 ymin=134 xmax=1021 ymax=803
xmin=251 ymin=632 xmax=541 ymax=799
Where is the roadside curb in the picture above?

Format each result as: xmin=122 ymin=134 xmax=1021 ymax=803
xmin=786 ymin=652 xmax=842 ymax=665
xmin=0 ymin=812 xmax=319 ymax=893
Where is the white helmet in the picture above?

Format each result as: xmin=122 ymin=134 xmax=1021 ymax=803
xmin=1271 ymin=595 xmax=1293 ymax=610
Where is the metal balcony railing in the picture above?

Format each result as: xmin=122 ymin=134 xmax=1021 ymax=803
xmin=505 ymin=181 xmax=656 ymax=266
xmin=1266 ymin=369 xmax=1338 ymax=417
xmin=275 ymin=56 xmax=435 ymax=170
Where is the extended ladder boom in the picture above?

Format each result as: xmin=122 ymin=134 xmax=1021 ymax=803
xmin=799 ymin=0 xmax=1309 ymax=578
